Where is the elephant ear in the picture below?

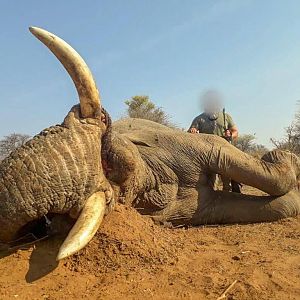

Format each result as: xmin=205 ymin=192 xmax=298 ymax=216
xmin=122 ymin=132 xmax=155 ymax=148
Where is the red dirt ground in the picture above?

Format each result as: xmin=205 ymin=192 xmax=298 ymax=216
xmin=0 ymin=187 xmax=299 ymax=300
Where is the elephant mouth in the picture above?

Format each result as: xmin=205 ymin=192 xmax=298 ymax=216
xmin=2 ymin=217 xmax=52 ymax=253
xmin=6 ymin=192 xmax=107 ymax=262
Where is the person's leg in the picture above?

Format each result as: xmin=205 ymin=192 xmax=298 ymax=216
xmin=221 ymin=175 xmax=231 ymax=191
xmin=205 ymin=173 xmax=218 ymax=190
xmin=231 ymin=180 xmax=241 ymax=193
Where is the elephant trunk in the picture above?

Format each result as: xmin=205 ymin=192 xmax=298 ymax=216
xmin=205 ymin=137 xmax=300 ymax=196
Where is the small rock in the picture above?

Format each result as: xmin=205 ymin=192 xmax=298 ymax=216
xmin=232 ymin=255 xmax=241 ymax=261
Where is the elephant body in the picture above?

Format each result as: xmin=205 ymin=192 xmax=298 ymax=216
xmin=106 ymin=118 xmax=300 ymax=226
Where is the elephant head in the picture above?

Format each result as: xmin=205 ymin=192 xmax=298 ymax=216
xmin=0 ymin=27 xmax=113 ymax=260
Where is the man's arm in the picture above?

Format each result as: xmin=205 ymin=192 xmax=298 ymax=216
xmin=188 ymin=116 xmax=200 ymax=133
xmin=225 ymin=114 xmax=238 ymax=140
xmin=229 ymin=125 xmax=238 ymax=139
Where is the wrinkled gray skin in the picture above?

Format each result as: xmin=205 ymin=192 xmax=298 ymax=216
xmin=0 ymin=106 xmax=112 ymax=241
xmin=0 ymin=106 xmax=300 ymax=242
xmin=107 ymin=118 xmax=300 ymax=226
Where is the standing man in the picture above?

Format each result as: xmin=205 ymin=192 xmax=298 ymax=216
xmin=188 ymin=90 xmax=239 ymax=192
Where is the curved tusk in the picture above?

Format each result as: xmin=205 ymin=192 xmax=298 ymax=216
xmin=29 ymin=26 xmax=101 ymax=118
xmin=56 ymin=192 xmax=106 ymax=261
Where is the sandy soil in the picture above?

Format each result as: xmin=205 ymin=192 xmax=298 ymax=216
xmin=0 ymin=187 xmax=299 ymax=300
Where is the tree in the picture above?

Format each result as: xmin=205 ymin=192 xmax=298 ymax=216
xmin=234 ymin=134 xmax=256 ymax=152
xmin=271 ymin=102 xmax=300 ymax=154
xmin=270 ymin=123 xmax=300 ymax=154
xmin=0 ymin=133 xmax=31 ymax=160
xmin=234 ymin=134 xmax=268 ymax=156
xmin=125 ymin=95 xmax=175 ymax=127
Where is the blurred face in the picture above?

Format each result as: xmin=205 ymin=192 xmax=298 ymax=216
xmin=201 ymin=91 xmax=222 ymax=116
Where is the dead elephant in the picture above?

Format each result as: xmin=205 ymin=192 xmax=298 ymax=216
xmin=0 ymin=27 xmax=299 ymax=260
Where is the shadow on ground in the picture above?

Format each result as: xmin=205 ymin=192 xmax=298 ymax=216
xmin=25 ymin=237 xmax=62 ymax=282
xmin=0 ymin=214 xmax=74 ymax=282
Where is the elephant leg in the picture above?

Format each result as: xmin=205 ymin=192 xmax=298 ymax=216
xmin=151 ymin=187 xmax=199 ymax=226
xmin=206 ymin=141 xmax=300 ymax=195
xmin=151 ymin=187 xmax=300 ymax=226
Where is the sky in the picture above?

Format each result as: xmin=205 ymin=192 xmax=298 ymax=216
xmin=0 ymin=0 xmax=300 ymax=147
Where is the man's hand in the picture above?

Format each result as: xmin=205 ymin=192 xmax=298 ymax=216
xmin=223 ymin=129 xmax=233 ymax=142
xmin=223 ymin=126 xmax=240 ymax=143
xmin=189 ymin=128 xmax=199 ymax=134
xmin=224 ymin=129 xmax=232 ymax=138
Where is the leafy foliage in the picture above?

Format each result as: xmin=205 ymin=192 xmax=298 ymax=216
xmin=234 ymin=134 xmax=268 ymax=157
xmin=271 ymin=104 xmax=300 ymax=154
xmin=125 ymin=96 xmax=175 ymax=127
xmin=270 ymin=123 xmax=300 ymax=154
xmin=0 ymin=133 xmax=31 ymax=160
xmin=234 ymin=134 xmax=256 ymax=152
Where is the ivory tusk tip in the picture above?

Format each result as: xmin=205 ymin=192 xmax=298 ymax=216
xmin=55 ymin=192 xmax=106 ymax=261
xmin=56 ymin=239 xmax=84 ymax=261
xmin=29 ymin=27 xmax=49 ymax=40
xmin=29 ymin=25 xmax=101 ymax=117
xmin=29 ymin=26 xmax=39 ymax=34
xmin=56 ymin=248 xmax=72 ymax=261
